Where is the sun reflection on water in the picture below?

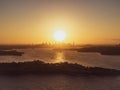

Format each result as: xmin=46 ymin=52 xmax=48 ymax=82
xmin=54 ymin=52 xmax=65 ymax=63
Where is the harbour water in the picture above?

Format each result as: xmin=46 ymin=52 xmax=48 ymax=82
xmin=0 ymin=48 xmax=120 ymax=90
xmin=0 ymin=48 xmax=120 ymax=70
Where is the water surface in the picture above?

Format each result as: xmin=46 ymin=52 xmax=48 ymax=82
xmin=0 ymin=48 xmax=120 ymax=90
xmin=0 ymin=48 xmax=119 ymax=70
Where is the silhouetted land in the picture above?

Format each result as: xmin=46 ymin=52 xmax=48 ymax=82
xmin=0 ymin=44 xmax=75 ymax=50
xmin=0 ymin=50 xmax=24 ymax=56
xmin=1 ymin=44 xmax=120 ymax=56
xmin=0 ymin=45 xmax=46 ymax=50
xmin=0 ymin=60 xmax=119 ymax=76
xmin=77 ymin=45 xmax=120 ymax=55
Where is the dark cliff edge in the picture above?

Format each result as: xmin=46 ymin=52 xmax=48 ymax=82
xmin=0 ymin=60 xmax=119 ymax=76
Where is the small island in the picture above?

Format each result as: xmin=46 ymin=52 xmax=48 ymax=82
xmin=0 ymin=60 xmax=119 ymax=76
xmin=0 ymin=50 xmax=24 ymax=56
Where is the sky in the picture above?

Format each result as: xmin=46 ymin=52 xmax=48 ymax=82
xmin=0 ymin=0 xmax=120 ymax=44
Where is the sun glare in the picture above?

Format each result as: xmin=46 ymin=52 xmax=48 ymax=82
xmin=53 ymin=30 xmax=66 ymax=42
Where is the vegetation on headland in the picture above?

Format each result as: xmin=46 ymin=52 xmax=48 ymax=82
xmin=0 ymin=60 xmax=119 ymax=76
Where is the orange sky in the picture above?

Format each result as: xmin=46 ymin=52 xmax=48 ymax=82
xmin=0 ymin=0 xmax=120 ymax=44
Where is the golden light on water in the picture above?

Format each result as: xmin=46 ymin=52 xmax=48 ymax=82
xmin=54 ymin=52 xmax=65 ymax=63
xmin=53 ymin=29 xmax=67 ymax=42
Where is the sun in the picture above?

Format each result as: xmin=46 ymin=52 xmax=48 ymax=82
xmin=53 ymin=30 xmax=66 ymax=42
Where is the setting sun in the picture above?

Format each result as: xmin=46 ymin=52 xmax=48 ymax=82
xmin=53 ymin=30 xmax=66 ymax=42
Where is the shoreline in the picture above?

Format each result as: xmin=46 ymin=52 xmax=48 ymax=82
xmin=0 ymin=60 xmax=119 ymax=76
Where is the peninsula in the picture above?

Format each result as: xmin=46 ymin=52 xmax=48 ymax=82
xmin=0 ymin=60 xmax=119 ymax=76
